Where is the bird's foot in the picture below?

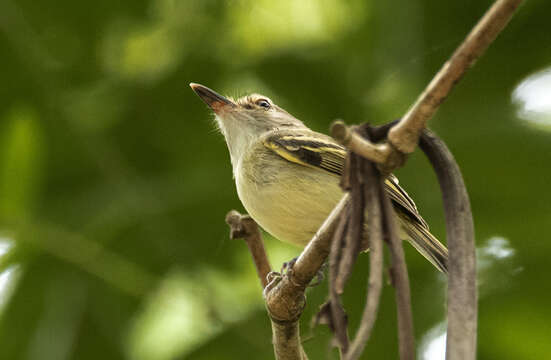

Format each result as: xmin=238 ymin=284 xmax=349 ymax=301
xmin=263 ymin=271 xmax=283 ymax=298
xmin=280 ymin=257 xmax=298 ymax=275
xmin=279 ymin=257 xmax=325 ymax=288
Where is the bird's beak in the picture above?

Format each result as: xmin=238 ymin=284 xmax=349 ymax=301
xmin=189 ymin=83 xmax=235 ymax=113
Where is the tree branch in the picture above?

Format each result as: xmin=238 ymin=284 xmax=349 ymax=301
xmin=225 ymin=211 xmax=308 ymax=360
xmin=328 ymin=207 xmax=351 ymax=352
xmin=332 ymin=0 xmax=523 ymax=170
xmin=344 ymin=153 xmax=384 ymax=360
xmin=226 ymin=210 xmax=272 ymax=288
xmin=264 ymin=194 xmax=349 ymax=321
xmin=381 ymin=186 xmax=415 ymax=360
xmin=388 ymin=0 xmax=523 ymax=154
xmin=225 ymin=195 xmax=349 ymax=360
xmin=286 ymin=194 xmax=350 ymax=288
xmin=270 ymin=320 xmax=309 ymax=360
xmin=419 ymin=131 xmax=477 ymax=360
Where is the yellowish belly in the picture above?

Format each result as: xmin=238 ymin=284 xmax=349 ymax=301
xmin=236 ymin=159 xmax=343 ymax=247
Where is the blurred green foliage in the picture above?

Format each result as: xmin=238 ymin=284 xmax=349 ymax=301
xmin=0 ymin=0 xmax=550 ymax=359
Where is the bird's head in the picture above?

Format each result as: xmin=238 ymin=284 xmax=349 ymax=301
xmin=190 ymin=83 xmax=306 ymax=164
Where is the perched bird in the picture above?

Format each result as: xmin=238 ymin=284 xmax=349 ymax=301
xmin=190 ymin=83 xmax=448 ymax=273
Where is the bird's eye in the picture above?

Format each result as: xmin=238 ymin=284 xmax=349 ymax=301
xmin=256 ymin=99 xmax=271 ymax=109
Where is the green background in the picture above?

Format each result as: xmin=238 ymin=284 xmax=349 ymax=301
xmin=0 ymin=0 xmax=550 ymax=359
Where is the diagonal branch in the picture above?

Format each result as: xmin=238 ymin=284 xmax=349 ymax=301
xmin=332 ymin=0 xmax=524 ymax=170
xmin=388 ymin=0 xmax=524 ymax=154
xmin=264 ymin=194 xmax=350 ymax=322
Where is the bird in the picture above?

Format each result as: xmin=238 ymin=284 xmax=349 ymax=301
xmin=190 ymin=83 xmax=448 ymax=273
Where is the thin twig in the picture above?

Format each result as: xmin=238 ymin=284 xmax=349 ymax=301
xmin=331 ymin=121 xmax=396 ymax=165
xmin=329 ymin=209 xmax=351 ymax=352
xmin=344 ymin=152 xmax=384 ymax=360
xmin=381 ymin=187 xmax=415 ymax=360
xmin=226 ymin=210 xmax=272 ymax=288
xmin=419 ymin=130 xmax=477 ymax=360
xmin=332 ymin=0 xmax=523 ymax=171
xmin=336 ymin=154 xmax=366 ymax=293
xmin=389 ymin=0 xmax=523 ymax=154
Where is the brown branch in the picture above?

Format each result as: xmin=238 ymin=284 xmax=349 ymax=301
xmin=262 ymin=194 xmax=349 ymax=360
xmin=331 ymin=121 xmax=396 ymax=165
xmin=336 ymin=153 xmax=366 ymax=293
xmin=419 ymin=130 xmax=477 ymax=360
xmin=328 ymin=207 xmax=351 ymax=352
xmin=284 ymin=194 xmax=350 ymax=288
xmin=271 ymin=320 xmax=309 ymax=360
xmin=389 ymin=0 xmax=523 ymax=154
xmin=326 ymin=148 xmax=376 ymax=356
xmin=381 ymin=187 xmax=415 ymax=360
xmin=332 ymin=0 xmax=523 ymax=170
xmin=328 ymin=124 xmax=414 ymax=360
xmin=225 ymin=196 xmax=349 ymax=360
xmin=225 ymin=211 xmax=308 ymax=360
xmin=264 ymin=194 xmax=350 ymax=320
xmin=225 ymin=210 xmax=272 ymax=288
xmin=344 ymin=151 xmax=384 ymax=360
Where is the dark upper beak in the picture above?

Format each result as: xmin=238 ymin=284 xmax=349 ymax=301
xmin=189 ymin=83 xmax=235 ymax=112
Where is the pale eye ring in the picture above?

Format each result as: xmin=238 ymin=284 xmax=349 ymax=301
xmin=256 ymin=99 xmax=271 ymax=109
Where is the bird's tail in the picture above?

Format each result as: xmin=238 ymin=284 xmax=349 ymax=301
xmin=399 ymin=217 xmax=449 ymax=273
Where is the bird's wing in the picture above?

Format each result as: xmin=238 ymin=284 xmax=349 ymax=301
xmin=263 ymin=132 xmax=345 ymax=175
xmin=262 ymin=131 xmax=429 ymax=229
xmin=385 ymin=174 xmax=429 ymax=228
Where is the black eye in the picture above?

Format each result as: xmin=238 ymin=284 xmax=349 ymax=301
xmin=256 ymin=99 xmax=271 ymax=109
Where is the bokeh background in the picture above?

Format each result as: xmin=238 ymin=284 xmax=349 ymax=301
xmin=1 ymin=0 xmax=550 ymax=359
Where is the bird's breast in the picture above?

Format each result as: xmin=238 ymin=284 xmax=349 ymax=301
xmin=235 ymin=147 xmax=343 ymax=247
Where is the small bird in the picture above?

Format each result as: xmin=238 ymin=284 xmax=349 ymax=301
xmin=190 ymin=83 xmax=448 ymax=273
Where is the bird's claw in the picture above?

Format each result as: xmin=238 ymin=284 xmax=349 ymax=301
xmin=280 ymin=257 xmax=298 ymax=275
xmin=263 ymin=271 xmax=283 ymax=298
xmin=282 ymin=257 xmax=326 ymax=288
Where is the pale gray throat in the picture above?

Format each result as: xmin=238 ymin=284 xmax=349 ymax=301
xmin=215 ymin=113 xmax=259 ymax=172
